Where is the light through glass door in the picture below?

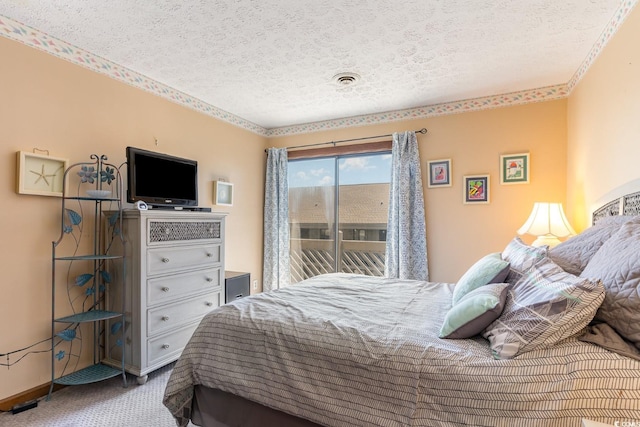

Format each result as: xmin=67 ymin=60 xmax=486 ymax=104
xmin=288 ymin=152 xmax=391 ymax=284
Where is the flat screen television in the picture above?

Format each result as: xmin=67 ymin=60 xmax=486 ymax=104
xmin=126 ymin=146 xmax=198 ymax=208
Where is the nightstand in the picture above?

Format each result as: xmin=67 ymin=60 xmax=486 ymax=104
xmin=225 ymin=271 xmax=250 ymax=303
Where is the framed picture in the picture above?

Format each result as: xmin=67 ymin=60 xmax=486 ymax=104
xmin=213 ymin=181 xmax=234 ymax=206
xmin=500 ymin=153 xmax=529 ymax=184
xmin=16 ymin=151 xmax=68 ymax=197
xmin=427 ymin=159 xmax=451 ymax=187
xmin=463 ymin=175 xmax=490 ymax=204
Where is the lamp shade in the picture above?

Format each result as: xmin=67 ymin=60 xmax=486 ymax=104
xmin=517 ymin=202 xmax=576 ymax=247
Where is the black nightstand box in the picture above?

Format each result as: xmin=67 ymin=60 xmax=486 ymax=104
xmin=225 ymin=271 xmax=250 ymax=303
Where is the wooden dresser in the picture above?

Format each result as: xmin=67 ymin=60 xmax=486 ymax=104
xmin=104 ymin=209 xmax=226 ymax=384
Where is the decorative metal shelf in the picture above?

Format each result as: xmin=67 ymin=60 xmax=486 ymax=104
xmin=54 ymin=254 xmax=122 ymax=261
xmin=53 ymin=363 xmax=122 ymax=385
xmin=54 ymin=310 xmax=123 ymax=323
xmin=49 ymin=154 xmax=127 ymax=400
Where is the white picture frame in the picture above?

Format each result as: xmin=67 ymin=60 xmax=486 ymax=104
xmin=500 ymin=153 xmax=530 ymax=185
xmin=213 ymin=181 xmax=234 ymax=206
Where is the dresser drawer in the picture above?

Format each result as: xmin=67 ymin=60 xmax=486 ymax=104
xmin=148 ymin=268 xmax=222 ymax=306
xmin=147 ymin=322 xmax=199 ymax=367
xmin=148 ymin=219 xmax=221 ymax=244
xmin=147 ymin=291 xmax=220 ymax=336
xmin=147 ymin=244 xmax=221 ymax=276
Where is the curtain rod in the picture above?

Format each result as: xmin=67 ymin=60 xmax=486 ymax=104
xmin=265 ymin=128 xmax=427 ymax=152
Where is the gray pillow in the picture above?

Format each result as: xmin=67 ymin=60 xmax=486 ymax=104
xmin=501 ymin=237 xmax=548 ymax=284
xmin=440 ymin=283 xmax=509 ymax=339
xmin=549 ymin=215 xmax=634 ymax=275
xmin=482 ymin=257 xmax=604 ymax=359
xmin=452 ymin=253 xmax=510 ymax=304
xmin=580 ymin=217 xmax=640 ymax=348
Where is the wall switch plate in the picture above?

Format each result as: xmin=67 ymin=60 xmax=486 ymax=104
xmin=253 ymin=280 xmax=258 ymax=290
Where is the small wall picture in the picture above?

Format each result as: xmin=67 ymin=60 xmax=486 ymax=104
xmin=427 ymin=159 xmax=451 ymax=188
xmin=213 ymin=181 xmax=234 ymax=206
xmin=500 ymin=153 xmax=529 ymax=184
xmin=16 ymin=151 xmax=68 ymax=197
xmin=463 ymin=175 xmax=490 ymax=204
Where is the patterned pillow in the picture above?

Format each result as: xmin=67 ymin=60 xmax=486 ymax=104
xmin=549 ymin=215 xmax=633 ymax=275
xmin=501 ymin=237 xmax=548 ymax=284
xmin=482 ymin=257 xmax=604 ymax=359
xmin=440 ymin=283 xmax=509 ymax=339
xmin=451 ymin=253 xmax=510 ymax=304
xmin=580 ymin=217 xmax=640 ymax=348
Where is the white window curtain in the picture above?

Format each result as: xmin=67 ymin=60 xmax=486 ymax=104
xmin=263 ymin=148 xmax=290 ymax=291
xmin=385 ymin=131 xmax=429 ymax=281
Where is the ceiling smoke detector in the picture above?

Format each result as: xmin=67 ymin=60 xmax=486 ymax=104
xmin=333 ymin=72 xmax=361 ymax=86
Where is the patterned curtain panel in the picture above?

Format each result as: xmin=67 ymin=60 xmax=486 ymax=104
xmin=263 ymin=148 xmax=291 ymax=291
xmin=385 ymin=131 xmax=429 ymax=281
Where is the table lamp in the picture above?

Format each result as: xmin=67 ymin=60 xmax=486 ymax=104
xmin=517 ymin=202 xmax=576 ymax=247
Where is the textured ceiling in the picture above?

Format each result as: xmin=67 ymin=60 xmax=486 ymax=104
xmin=0 ymin=1 xmax=634 ymax=133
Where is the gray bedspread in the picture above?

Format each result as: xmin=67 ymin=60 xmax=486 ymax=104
xmin=163 ymin=273 xmax=640 ymax=427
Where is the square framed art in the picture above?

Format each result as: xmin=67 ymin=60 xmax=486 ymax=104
xmin=500 ymin=153 xmax=529 ymax=184
xmin=213 ymin=181 xmax=234 ymax=206
xmin=16 ymin=151 xmax=68 ymax=197
xmin=427 ymin=159 xmax=451 ymax=187
xmin=463 ymin=175 xmax=490 ymax=204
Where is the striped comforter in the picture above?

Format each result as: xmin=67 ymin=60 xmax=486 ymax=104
xmin=163 ymin=273 xmax=640 ymax=427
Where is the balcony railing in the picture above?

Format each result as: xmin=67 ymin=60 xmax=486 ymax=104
xmin=290 ymin=236 xmax=385 ymax=283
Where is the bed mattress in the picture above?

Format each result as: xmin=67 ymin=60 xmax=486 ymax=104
xmin=164 ymin=273 xmax=640 ymax=427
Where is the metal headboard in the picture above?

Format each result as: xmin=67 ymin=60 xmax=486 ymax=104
xmin=592 ymin=190 xmax=640 ymax=225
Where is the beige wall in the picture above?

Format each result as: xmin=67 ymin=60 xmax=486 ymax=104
xmin=567 ymin=5 xmax=640 ymax=230
xmin=14 ymin=3 xmax=640 ymax=399
xmin=0 ymin=37 xmax=266 ymax=400
xmin=269 ymin=98 xmax=568 ymax=283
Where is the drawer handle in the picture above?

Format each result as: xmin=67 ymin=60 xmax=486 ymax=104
xmin=205 ymin=301 xmax=213 ymax=307
xmin=162 ymin=257 xmax=170 ymax=263
xmin=161 ymin=344 xmax=170 ymax=350
xmin=161 ymin=316 xmax=170 ymax=321
xmin=164 ymin=227 xmax=171 ymax=235
xmin=206 ymin=252 xmax=213 ymax=258
xmin=161 ymin=286 xmax=170 ymax=292
xmin=205 ymin=277 xmax=213 ymax=283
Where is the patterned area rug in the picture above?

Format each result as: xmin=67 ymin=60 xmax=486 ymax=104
xmin=0 ymin=364 xmax=185 ymax=427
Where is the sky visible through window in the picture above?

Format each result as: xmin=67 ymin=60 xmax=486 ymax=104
xmin=288 ymin=153 xmax=391 ymax=188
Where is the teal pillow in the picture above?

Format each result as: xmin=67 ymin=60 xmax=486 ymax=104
xmin=452 ymin=253 xmax=510 ymax=304
xmin=440 ymin=283 xmax=509 ymax=339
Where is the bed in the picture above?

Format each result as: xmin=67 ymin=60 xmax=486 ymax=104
xmin=163 ymin=190 xmax=640 ymax=427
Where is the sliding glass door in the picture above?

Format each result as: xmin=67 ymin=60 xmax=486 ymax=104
xmin=288 ymin=152 xmax=391 ymax=284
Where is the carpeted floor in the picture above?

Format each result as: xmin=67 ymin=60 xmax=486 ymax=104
xmin=0 ymin=363 xmax=187 ymax=427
